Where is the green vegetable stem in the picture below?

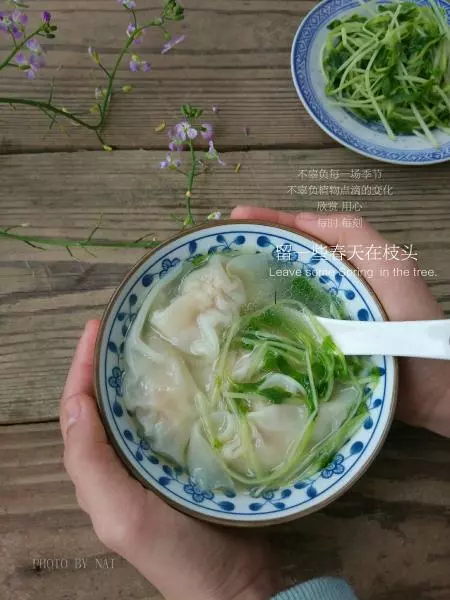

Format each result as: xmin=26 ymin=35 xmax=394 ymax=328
xmin=322 ymin=0 xmax=450 ymax=147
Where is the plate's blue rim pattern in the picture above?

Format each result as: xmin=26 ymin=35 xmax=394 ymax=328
xmin=100 ymin=228 xmax=392 ymax=519
xmin=291 ymin=0 xmax=450 ymax=164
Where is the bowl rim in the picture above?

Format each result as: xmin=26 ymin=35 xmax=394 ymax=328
xmin=290 ymin=0 xmax=450 ymax=165
xmin=94 ymin=219 xmax=399 ymax=527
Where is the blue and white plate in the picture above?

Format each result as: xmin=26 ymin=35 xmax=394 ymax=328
xmin=291 ymin=0 xmax=450 ymax=165
xmin=95 ymin=222 xmax=397 ymax=526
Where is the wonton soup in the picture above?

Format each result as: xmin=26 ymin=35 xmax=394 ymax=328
xmin=123 ymin=252 xmax=378 ymax=496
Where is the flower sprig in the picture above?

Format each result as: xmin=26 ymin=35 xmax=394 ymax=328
xmin=160 ymin=104 xmax=225 ymax=226
xmin=0 ymin=0 xmax=185 ymax=148
xmin=0 ymin=103 xmax=225 ymax=256
xmin=0 ymin=222 xmax=160 ymax=259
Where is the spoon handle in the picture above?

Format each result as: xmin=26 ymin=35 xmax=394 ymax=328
xmin=317 ymin=318 xmax=450 ymax=360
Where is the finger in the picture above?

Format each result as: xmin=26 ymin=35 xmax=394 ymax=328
xmin=60 ymin=320 xmax=101 ymax=442
xmin=231 ymin=206 xmax=386 ymax=256
xmin=63 ymin=389 xmax=154 ymax=547
xmin=61 ymin=322 xmax=148 ymax=524
xmin=62 ymin=319 xmax=100 ymax=406
xmin=61 ymin=322 xmax=163 ymax=553
xmin=293 ymin=212 xmax=444 ymax=320
xmin=231 ymin=205 xmax=298 ymax=227
xmin=231 ymin=207 xmax=443 ymax=321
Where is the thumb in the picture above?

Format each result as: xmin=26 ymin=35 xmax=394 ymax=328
xmin=61 ymin=321 xmax=149 ymax=552
xmin=63 ymin=391 xmax=149 ymax=551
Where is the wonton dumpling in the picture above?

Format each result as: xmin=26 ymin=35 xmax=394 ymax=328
xmin=259 ymin=373 xmax=306 ymax=396
xmin=184 ymin=353 xmax=217 ymax=393
xmin=151 ymin=255 xmax=246 ymax=358
xmin=124 ymin=334 xmax=201 ymax=465
xmin=213 ymin=405 xmax=310 ymax=478
xmin=211 ymin=412 xmax=252 ymax=478
xmin=187 ymin=421 xmax=233 ymax=491
xmin=226 ymin=253 xmax=291 ymax=309
xmin=248 ymin=405 xmax=310 ymax=471
xmin=309 ymin=384 xmax=361 ymax=447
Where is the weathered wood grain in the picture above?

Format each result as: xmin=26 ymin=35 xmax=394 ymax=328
xmin=0 ymin=422 xmax=449 ymax=600
xmin=1 ymin=148 xmax=450 ymax=424
xmin=0 ymin=2 xmax=449 ymax=599
xmin=0 ymin=425 xmax=162 ymax=600
xmin=0 ymin=0 xmax=335 ymax=153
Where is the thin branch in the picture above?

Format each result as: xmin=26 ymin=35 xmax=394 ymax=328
xmin=0 ymin=97 xmax=98 ymax=129
xmin=83 ymin=246 xmax=97 ymax=258
xmin=98 ymin=62 xmax=111 ymax=79
xmin=185 ymin=139 xmax=196 ymax=225
xmin=134 ymin=232 xmax=157 ymax=243
xmin=8 ymin=31 xmax=18 ymax=50
xmin=65 ymin=246 xmax=79 ymax=261
xmin=0 ymin=229 xmax=160 ymax=250
xmin=0 ymin=27 xmax=43 ymax=70
xmin=0 ymin=3 xmax=183 ymax=146
xmin=24 ymin=240 xmax=45 ymax=250
xmin=86 ymin=213 xmax=104 ymax=244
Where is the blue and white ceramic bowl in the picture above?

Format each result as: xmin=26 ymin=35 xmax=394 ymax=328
xmin=95 ymin=221 xmax=398 ymax=526
xmin=291 ymin=0 xmax=450 ymax=165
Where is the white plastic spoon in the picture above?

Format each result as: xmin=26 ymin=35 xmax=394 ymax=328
xmin=316 ymin=318 xmax=450 ymax=360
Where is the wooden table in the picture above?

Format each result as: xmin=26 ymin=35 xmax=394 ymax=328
xmin=1 ymin=1 xmax=450 ymax=599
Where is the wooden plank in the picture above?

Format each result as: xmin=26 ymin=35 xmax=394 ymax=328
xmin=0 ymin=422 xmax=449 ymax=600
xmin=0 ymin=0 xmax=335 ymax=152
xmin=1 ymin=148 xmax=450 ymax=424
xmin=0 ymin=433 xmax=163 ymax=600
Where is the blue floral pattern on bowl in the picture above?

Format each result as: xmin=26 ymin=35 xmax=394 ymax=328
xmin=291 ymin=0 xmax=450 ymax=165
xmin=96 ymin=223 xmax=397 ymax=524
xmin=321 ymin=454 xmax=345 ymax=479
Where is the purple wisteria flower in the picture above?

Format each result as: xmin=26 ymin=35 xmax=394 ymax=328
xmin=42 ymin=11 xmax=51 ymax=24
xmin=26 ymin=38 xmax=44 ymax=54
xmin=126 ymin=23 xmax=143 ymax=45
xmin=129 ymin=54 xmax=151 ymax=72
xmin=159 ymin=153 xmax=182 ymax=169
xmin=0 ymin=9 xmax=28 ymax=39
xmin=201 ymin=123 xmax=214 ymax=141
xmin=15 ymin=52 xmax=45 ymax=79
xmin=11 ymin=8 xmax=27 ymax=25
xmin=118 ymin=0 xmax=136 ymax=8
xmin=161 ymin=33 xmax=186 ymax=54
xmin=167 ymin=127 xmax=185 ymax=151
xmin=0 ymin=13 xmax=7 ymax=34
xmin=205 ymin=140 xmax=225 ymax=166
xmin=175 ymin=121 xmax=198 ymax=141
